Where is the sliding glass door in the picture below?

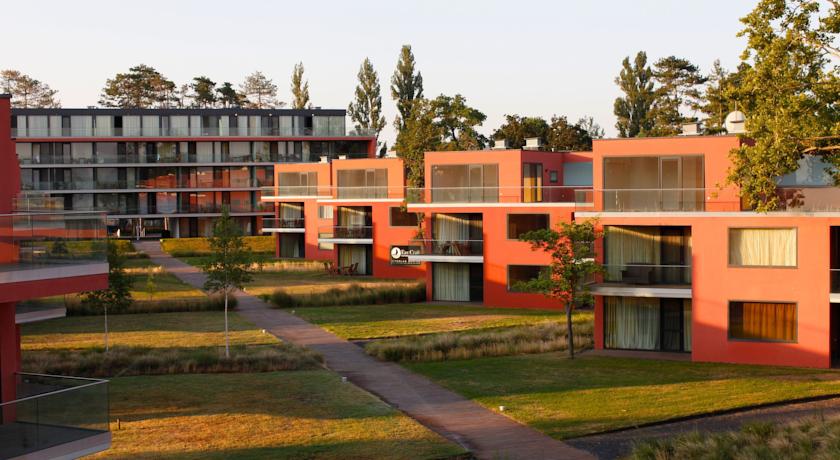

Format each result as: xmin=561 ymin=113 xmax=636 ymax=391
xmin=604 ymin=297 xmax=692 ymax=352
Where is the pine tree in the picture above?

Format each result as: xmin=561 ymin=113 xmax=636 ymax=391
xmin=613 ymin=52 xmax=656 ymax=137
xmin=240 ymin=71 xmax=281 ymax=109
xmin=0 ymin=70 xmax=60 ymax=108
xmin=649 ymin=56 xmax=707 ymax=136
xmin=99 ymin=64 xmax=176 ymax=108
xmin=390 ymin=45 xmax=424 ymax=133
xmin=216 ymin=82 xmax=244 ymax=108
xmin=348 ymin=58 xmax=386 ymax=138
xmin=191 ymin=76 xmax=217 ymax=108
xmin=696 ymin=60 xmax=743 ymax=135
xmin=290 ymin=62 xmax=310 ymax=109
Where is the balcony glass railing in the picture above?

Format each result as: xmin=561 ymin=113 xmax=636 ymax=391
xmin=260 ymin=185 xmax=325 ymax=198
xmin=413 ymin=239 xmax=484 ymax=257
xmin=832 ymin=269 xmax=840 ymax=294
xmin=262 ymin=218 xmax=305 ymax=229
xmin=23 ymin=179 xmax=260 ymax=191
xmin=335 ymin=186 xmax=396 ymax=200
xmin=0 ymin=373 xmax=109 ymax=460
xmin=0 ymin=212 xmax=108 ymax=272
xmin=13 ymin=126 xmax=375 ymax=139
xmin=318 ymin=225 xmax=373 ymax=240
xmin=602 ymin=264 xmax=692 ymax=285
xmin=770 ymin=187 xmax=840 ymax=212
xmin=601 ymin=188 xmax=708 ymax=212
xmin=405 ymin=186 xmax=593 ymax=204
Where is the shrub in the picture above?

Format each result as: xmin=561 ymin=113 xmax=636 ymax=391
xmin=161 ymin=236 xmax=274 ymax=257
xmin=365 ymin=322 xmax=594 ymax=362
xmin=66 ymin=293 xmax=237 ymax=316
xmin=23 ymin=344 xmax=323 ymax=378
xmin=270 ymin=283 xmax=425 ymax=308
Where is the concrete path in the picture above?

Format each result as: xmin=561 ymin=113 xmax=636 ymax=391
xmin=135 ymin=241 xmax=594 ymax=460
xmin=567 ymin=395 xmax=840 ymax=459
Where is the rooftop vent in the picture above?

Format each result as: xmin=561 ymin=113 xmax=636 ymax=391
xmin=492 ymin=138 xmax=510 ymax=150
xmin=680 ymin=122 xmax=701 ymax=136
xmin=725 ymin=111 xmax=746 ymax=134
xmin=320 ymin=156 xmax=329 ymax=163
xmin=523 ymin=137 xmax=543 ymax=150
xmin=338 ymin=155 xmax=348 ymax=160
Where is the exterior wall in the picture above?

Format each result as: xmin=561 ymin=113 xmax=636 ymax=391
xmin=271 ymin=161 xmax=332 ymax=261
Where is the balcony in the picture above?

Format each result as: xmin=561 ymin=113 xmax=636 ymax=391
xmin=405 ymin=186 xmax=593 ymax=205
xmin=318 ymin=226 xmax=373 ymax=244
xmin=592 ymin=264 xmax=692 ymax=299
xmin=12 ymin=126 xmax=375 ymax=139
xmin=406 ymin=239 xmax=484 ymax=263
xmin=334 ymin=186 xmax=395 ymax=200
xmin=260 ymin=185 xmax=325 ymax=200
xmin=262 ymin=218 xmax=305 ymax=233
xmin=601 ymin=188 xmax=710 ymax=212
xmin=0 ymin=373 xmax=111 ymax=460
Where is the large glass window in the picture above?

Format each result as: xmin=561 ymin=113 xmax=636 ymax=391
xmin=507 ymin=214 xmax=549 ymax=239
xmin=278 ymin=171 xmax=317 ymax=195
xmin=602 ymin=155 xmax=704 ymax=211
xmin=71 ymin=116 xmax=93 ymax=137
xmin=522 ymin=163 xmax=543 ymax=202
xmin=604 ymin=226 xmax=691 ymax=284
xmin=728 ymin=228 xmax=796 ymax=267
xmin=605 ymin=297 xmax=692 ymax=352
xmin=142 ymin=116 xmax=160 ymax=136
xmin=729 ymin=302 xmax=796 ymax=342
xmin=431 ymin=164 xmax=499 ymax=202
xmin=95 ymin=143 xmax=118 ymax=163
xmin=336 ymin=168 xmax=388 ymax=198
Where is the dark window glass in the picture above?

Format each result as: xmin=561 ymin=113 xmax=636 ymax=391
xmin=507 ymin=214 xmax=549 ymax=239
xmin=508 ymin=265 xmax=548 ymax=292
xmin=729 ymin=302 xmax=797 ymax=342
xmin=390 ymin=207 xmax=419 ymax=227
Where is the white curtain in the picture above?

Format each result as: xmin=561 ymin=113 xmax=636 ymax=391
xmin=683 ymin=300 xmax=692 ymax=352
xmin=338 ymin=207 xmax=367 ymax=227
xmin=142 ymin=116 xmax=160 ymax=136
xmin=433 ymin=263 xmax=470 ymax=301
xmin=171 ymin=116 xmax=189 ymax=136
xmin=434 ymin=214 xmax=470 ymax=242
xmin=28 ymin=116 xmax=48 ymax=136
xmin=95 ymin=116 xmax=113 ymax=136
xmin=124 ymin=116 xmax=141 ymax=136
xmin=605 ymin=226 xmax=661 ymax=279
xmin=71 ymin=116 xmax=93 ymax=136
xmin=604 ymin=296 xmax=660 ymax=350
xmin=729 ymin=228 xmax=796 ymax=266
xmin=281 ymin=203 xmax=303 ymax=219
xmin=338 ymin=245 xmax=367 ymax=274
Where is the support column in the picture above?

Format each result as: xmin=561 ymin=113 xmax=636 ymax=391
xmin=0 ymin=302 xmax=19 ymax=404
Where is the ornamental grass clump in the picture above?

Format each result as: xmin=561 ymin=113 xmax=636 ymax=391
xmin=271 ymin=283 xmax=425 ymax=308
xmin=365 ymin=321 xmax=594 ymax=362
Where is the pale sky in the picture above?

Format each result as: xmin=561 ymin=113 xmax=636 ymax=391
xmin=0 ymin=0 xmax=757 ymax=145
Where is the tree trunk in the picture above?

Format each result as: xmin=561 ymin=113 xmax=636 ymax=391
xmin=224 ymin=291 xmax=230 ymax=358
xmin=566 ymin=302 xmax=574 ymax=359
xmin=104 ymin=305 xmax=109 ymax=352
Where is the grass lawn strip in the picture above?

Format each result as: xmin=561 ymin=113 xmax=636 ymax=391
xmin=405 ymin=353 xmax=840 ymax=440
xmin=94 ymin=372 xmax=466 ymax=459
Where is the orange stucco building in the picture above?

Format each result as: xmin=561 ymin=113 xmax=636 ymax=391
xmin=264 ymin=135 xmax=840 ymax=369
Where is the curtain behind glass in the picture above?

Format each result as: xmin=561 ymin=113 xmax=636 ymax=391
xmin=683 ymin=300 xmax=692 ymax=351
xmin=433 ymin=263 xmax=470 ymax=301
xmin=604 ymin=296 xmax=660 ymax=350
xmin=434 ymin=214 xmax=470 ymax=242
xmin=605 ymin=226 xmax=661 ymax=280
xmin=728 ymin=228 xmax=796 ymax=266
xmin=338 ymin=245 xmax=367 ymax=274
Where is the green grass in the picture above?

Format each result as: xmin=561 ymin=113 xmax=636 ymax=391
xmin=271 ymin=283 xmax=426 ymax=308
xmin=95 ymin=372 xmax=465 ymax=459
xmin=630 ymin=417 xmax=840 ymax=460
xmin=293 ymin=303 xmax=590 ymax=340
xmin=405 ymin=354 xmax=840 ymax=440
xmin=161 ymin=236 xmax=274 ymax=256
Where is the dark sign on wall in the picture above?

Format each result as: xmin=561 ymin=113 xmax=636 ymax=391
xmin=390 ymin=245 xmax=420 ymax=265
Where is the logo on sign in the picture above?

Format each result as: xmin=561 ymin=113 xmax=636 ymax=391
xmin=390 ymin=245 xmax=420 ymax=265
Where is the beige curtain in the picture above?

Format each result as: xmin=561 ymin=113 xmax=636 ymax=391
xmin=280 ymin=203 xmax=303 ymax=219
xmin=433 ymin=263 xmax=470 ymax=301
xmin=434 ymin=214 xmax=470 ymax=242
xmin=280 ymin=235 xmax=301 ymax=258
xmin=604 ymin=296 xmax=660 ymax=350
xmin=729 ymin=228 xmax=796 ymax=266
xmin=605 ymin=226 xmax=662 ymax=280
xmin=338 ymin=245 xmax=367 ymax=274
xmin=338 ymin=207 xmax=367 ymax=227
xmin=683 ymin=300 xmax=692 ymax=352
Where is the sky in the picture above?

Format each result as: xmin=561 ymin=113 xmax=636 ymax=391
xmin=0 ymin=0 xmax=758 ymax=145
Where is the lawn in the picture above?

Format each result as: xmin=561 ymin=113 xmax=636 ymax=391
xmin=21 ymin=311 xmax=276 ymax=350
xmin=292 ymin=303 xmax=591 ymax=340
xmin=405 ymin=354 xmax=840 ymax=440
xmin=244 ymin=271 xmax=421 ymax=298
xmin=95 ymin=372 xmax=465 ymax=459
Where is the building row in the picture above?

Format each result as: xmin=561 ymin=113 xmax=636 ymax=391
xmin=262 ymin=134 xmax=840 ymax=369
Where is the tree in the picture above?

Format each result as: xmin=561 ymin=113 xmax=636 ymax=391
xmin=546 ymin=116 xmax=594 ymax=151
xmin=216 ymin=82 xmax=244 ymax=108
xmin=696 ymin=60 xmax=738 ymax=134
xmin=202 ymin=208 xmax=253 ymax=358
xmin=727 ymin=0 xmax=840 ymax=212
xmin=191 ymin=76 xmax=217 ymax=108
xmin=394 ymin=98 xmax=442 ymax=188
xmin=348 ymin=58 xmax=387 ymax=138
xmin=145 ymin=269 xmax=158 ymax=301
xmin=577 ymin=116 xmax=605 ymax=140
xmin=290 ymin=62 xmax=310 ymax=109
xmin=99 ymin=64 xmax=176 ymax=108
xmin=613 ymin=52 xmax=656 ymax=137
xmin=518 ymin=220 xmax=602 ymax=359
xmin=0 ymin=70 xmax=60 ymax=108
xmin=176 ymin=83 xmax=191 ymax=108
xmin=431 ymin=94 xmax=487 ymax=150
xmin=81 ymin=241 xmax=132 ymax=351
xmin=391 ymin=45 xmax=424 ymax=132
xmin=240 ymin=71 xmax=281 ymax=109
xmin=492 ymin=115 xmax=550 ymax=148
xmin=649 ymin=56 xmax=707 ymax=136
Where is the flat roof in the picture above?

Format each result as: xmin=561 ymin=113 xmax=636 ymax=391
xmin=12 ymin=107 xmax=346 ymax=116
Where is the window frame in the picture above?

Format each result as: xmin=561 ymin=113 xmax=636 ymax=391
xmin=727 ymin=227 xmax=798 ymax=269
xmin=506 ymin=213 xmax=550 ymax=240
xmin=727 ymin=300 xmax=798 ymax=343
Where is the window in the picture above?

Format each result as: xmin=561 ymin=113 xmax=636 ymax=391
xmin=318 ymin=205 xmax=334 ymax=219
xmin=336 ymin=168 xmax=388 ymax=198
xmin=431 ymin=164 xmax=499 ymax=203
xmin=508 ymin=214 xmax=549 ymax=239
xmin=318 ymin=242 xmax=335 ymax=250
xmin=508 ymin=265 xmax=548 ymax=292
xmin=390 ymin=207 xmax=419 ymax=227
xmin=728 ymin=228 xmax=796 ymax=267
xmin=563 ymin=162 xmax=592 ymax=186
xmin=602 ymin=155 xmax=703 ymax=211
xmin=549 ymin=170 xmax=559 ymax=183
xmin=523 ymin=163 xmax=543 ymax=202
xmin=729 ymin=302 xmax=796 ymax=342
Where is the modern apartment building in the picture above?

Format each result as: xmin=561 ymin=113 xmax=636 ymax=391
xmin=11 ymin=107 xmax=376 ymax=238
xmin=0 ymin=95 xmax=113 ymax=458
xmin=263 ymin=133 xmax=840 ymax=369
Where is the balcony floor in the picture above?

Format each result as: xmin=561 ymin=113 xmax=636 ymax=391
xmin=0 ymin=422 xmax=109 ymax=459
xmin=590 ymin=282 xmax=692 ymax=299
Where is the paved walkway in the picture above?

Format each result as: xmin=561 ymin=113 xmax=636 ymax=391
xmin=135 ymin=241 xmax=594 ymax=460
xmin=567 ymin=395 xmax=840 ymax=459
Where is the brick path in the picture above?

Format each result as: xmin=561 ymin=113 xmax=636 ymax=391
xmin=135 ymin=241 xmax=594 ymax=460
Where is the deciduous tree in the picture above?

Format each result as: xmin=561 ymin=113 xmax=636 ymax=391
xmin=492 ymin=115 xmax=550 ymax=148
xmin=613 ymin=52 xmax=656 ymax=137
xmin=81 ymin=241 xmax=131 ymax=351
xmin=431 ymin=94 xmax=487 ymax=150
xmin=290 ymin=62 xmax=310 ymax=109
xmin=391 ymin=45 xmax=424 ymax=133
xmin=394 ymin=98 xmax=441 ymax=188
xmin=348 ymin=58 xmax=386 ymax=138
xmin=547 ymin=116 xmax=593 ymax=151
xmin=240 ymin=71 xmax=281 ymax=109
xmin=0 ymin=70 xmax=60 ymax=108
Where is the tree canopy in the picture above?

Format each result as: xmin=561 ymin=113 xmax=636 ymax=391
xmin=394 ymin=98 xmax=440 ymax=188
xmin=190 ymin=76 xmax=217 ymax=108
xmin=240 ymin=71 xmax=281 ymax=109
xmin=348 ymin=58 xmax=386 ymax=138
xmin=391 ymin=45 xmax=424 ymax=132
xmin=290 ymin=62 xmax=311 ymax=109
xmin=613 ymin=52 xmax=656 ymax=137
xmin=99 ymin=64 xmax=176 ymax=108
xmin=431 ymin=94 xmax=487 ymax=150
xmin=649 ymin=56 xmax=706 ymax=136
xmin=492 ymin=114 xmax=601 ymax=151
xmin=0 ymin=69 xmax=60 ymax=108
